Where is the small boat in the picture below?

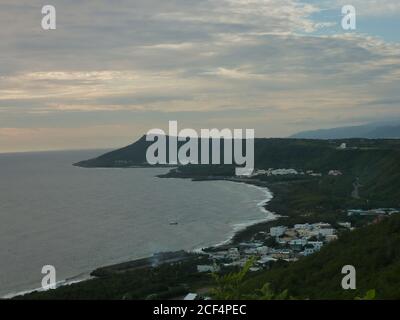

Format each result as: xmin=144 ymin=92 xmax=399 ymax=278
xmin=169 ymin=221 xmax=179 ymax=225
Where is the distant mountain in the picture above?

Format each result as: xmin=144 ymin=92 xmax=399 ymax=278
xmin=290 ymin=123 xmax=400 ymax=139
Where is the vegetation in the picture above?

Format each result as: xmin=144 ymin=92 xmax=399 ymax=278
xmin=241 ymin=215 xmax=400 ymax=300
xmin=355 ymin=290 xmax=376 ymax=300
xmin=16 ymin=255 xmax=213 ymax=300
xmin=211 ymin=259 xmax=290 ymax=300
xmin=174 ymin=139 xmax=400 ymax=207
xmin=210 ymin=257 xmax=379 ymax=300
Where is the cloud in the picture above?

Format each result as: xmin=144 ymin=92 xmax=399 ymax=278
xmin=0 ymin=0 xmax=399 ymax=151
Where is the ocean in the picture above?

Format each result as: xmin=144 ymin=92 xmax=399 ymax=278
xmin=0 ymin=150 xmax=273 ymax=297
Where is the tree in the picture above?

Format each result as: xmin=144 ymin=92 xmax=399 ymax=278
xmin=211 ymin=258 xmax=291 ymax=300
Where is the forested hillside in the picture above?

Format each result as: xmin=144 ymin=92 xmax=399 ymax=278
xmin=242 ymin=214 xmax=400 ymax=300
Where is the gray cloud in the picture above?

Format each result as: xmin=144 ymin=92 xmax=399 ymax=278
xmin=0 ymin=0 xmax=399 ymax=151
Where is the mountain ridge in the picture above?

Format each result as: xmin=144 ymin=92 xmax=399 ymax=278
xmin=290 ymin=122 xmax=400 ymax=139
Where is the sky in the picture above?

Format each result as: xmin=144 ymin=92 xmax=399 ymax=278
xmin=0 ymin=0 xmax=399 ymax=152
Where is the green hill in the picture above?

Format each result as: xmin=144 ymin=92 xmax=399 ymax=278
xmin=242 ymin=214 xmax=400 ymax=300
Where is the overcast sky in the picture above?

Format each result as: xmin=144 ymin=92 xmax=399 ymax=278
xmin=0 ymin=0 xmax=399 ymax=152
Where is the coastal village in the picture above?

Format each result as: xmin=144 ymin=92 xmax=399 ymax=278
xmin=248 ymin=167 xmax=342 ymax=178
xmin=195 ymin=206 xmax=400 ymax=275
xmin=199 ymin=221 xmax=346 ymax=273
xmin=175 ymin=141 xmax=400 ymax=300
xmin=185 ymin=209 xmax=399 ymax=300
xmin=244 ymin=144 xmax=350 ymax=178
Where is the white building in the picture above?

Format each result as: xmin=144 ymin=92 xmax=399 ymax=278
xmin=244 ymin=248 xmax=258 ymax=255
xmin=258 ymin=256 xmax=277 ymax=265
xmin=297 ymin=229 xmax=316 ymax=238
xmin=256 ymin=246 xmax=270 ymax=255
xmin=228 ymin=248 xmax=240 ymax=260
xmin=308 ymin=241 xmax=323 ymax=251
xmin=313 ymin=222 xmax=331 ymax=228
xmin=272 ymin=250 xmax=291 ymax=260
xmin=271 ymin=169 xmax=298 ymax=176
xmin=210 ymin=251 xmax=228 ymax=260
xmin=294 ymin=223 xmax=312 ymax=230
xmin=329 ymin=170 xmax=343 ymax=176
xmin=310 ymin=173 xmax=322 ymax=177
xmin=250 ymin=267 xmax=261 ymax=272
xmin=277 ymin=238 xmax=288 ymax=245
xmin=338 ymin=222 xmax=351 ymax=229
xmin=289 ymin=239 xmax=308 ymax=247
xmin=303 ymin=248 xmax=315 ymax=256
xmin=184 ymin=293 xmax=198 ymax=300
xmin=338 ymin=143 xmax=347 ymax=150
xmin=224 ymin=259 xmax=248 ymax=268
xmin=270 ymin=226 xmax=287 ymax=237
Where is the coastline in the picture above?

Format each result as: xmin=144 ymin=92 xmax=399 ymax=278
xmin=3 ymin=272 xmax=92 ymax=299
xmin=194 ymin=181 xmax=278 ymax=251
xmin=9 ymin=176 xmax=277 ymax=299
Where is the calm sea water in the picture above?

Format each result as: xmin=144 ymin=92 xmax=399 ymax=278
xmin=0 ymin=150 xmax=272 ymax=297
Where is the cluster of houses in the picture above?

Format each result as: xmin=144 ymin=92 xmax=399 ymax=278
xmin=347 ymin=208 xmax=400 ymax=224
xmin=250 ymin=168 xmax=342 ymax=178
xmin=347 ymin=208 xmax=400 ymax=217
xmin=328 ymin=170 xmax=343 ymax=176
xmin=269 ymin=223 xmax=341 ymax=257
xmin=197 ymin=210 xmax=399 ymax=274
xmin=251 ymin=168 xmax=300 ymax=176
xmin=199 ymin=222 xmax=350 ymax=273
